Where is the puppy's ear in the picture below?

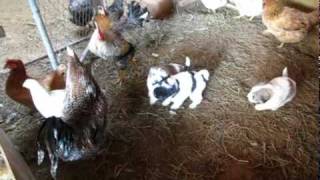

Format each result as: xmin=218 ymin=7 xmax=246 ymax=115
xmin=282 ymin=67 xmax=288 ymax=77
xmin=149 ymin=67 xmax=156 ymax=74
xmin=185 ymin=57 xmax=191 ymax=67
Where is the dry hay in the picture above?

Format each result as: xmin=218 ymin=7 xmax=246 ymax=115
xmin=0 ymin=4 xmax=318 ymax=180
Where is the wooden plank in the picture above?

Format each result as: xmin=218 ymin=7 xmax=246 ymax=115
xmin=0 ymin=150 xmax=15 ymax=180
xmin=0 ymin=129 xmax=35 ymax=180
xmin=0 ymin=26 xmax=5 ymax=38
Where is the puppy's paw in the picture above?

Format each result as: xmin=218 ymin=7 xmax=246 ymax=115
xmin=149 ymin=99 xmax=157 ymax=105
xmin=255 ymin=104 xmax=267 ymax=111
xmin=162 ymin=100 xmax=171 ymax=107
xmin=169 ymin=110 xmax=177 ymax=115
xmin=262 ymin=29 xmax=272 ymax=36
xmin=189 ymin=103 xmax=198 ymax=109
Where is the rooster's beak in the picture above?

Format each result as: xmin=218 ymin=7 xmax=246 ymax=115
xmin=1 ymin=64 xmax=10 ymax=73
xmin=3 ymin=62 xmax=9 ymax=69
xmin=97 ymin=6 xmax=106 ymax=15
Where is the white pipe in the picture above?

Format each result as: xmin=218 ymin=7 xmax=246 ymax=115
xmin=27 ymin=0 xmax=59 ymax=69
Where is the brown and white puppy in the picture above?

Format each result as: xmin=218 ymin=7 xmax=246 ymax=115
xmin=247 ymin=67 xmax=296 ymax=111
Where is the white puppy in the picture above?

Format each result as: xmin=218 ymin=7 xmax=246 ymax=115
xmin=147 ymin=57 xmax=191 ymax=105
xmin=247 ymin=67 xmax=296 ymax=111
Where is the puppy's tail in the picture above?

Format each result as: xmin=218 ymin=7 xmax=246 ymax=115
xmin=185 ymin=56 xmax=191 ymax=67
xmin=282 ymin=67 xmax=288 ymax=77
xmin=184 ymin=56 xmax=192 ymax=72
xmin=198 ymin=69 xmax=210 ymax=82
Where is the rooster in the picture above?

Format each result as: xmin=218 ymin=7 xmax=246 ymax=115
xmin=87 ymin=6 xmax=135 ymax=70
xmin=262 ymin=0 xmax=319 ymax=48
xmin=36 ymin=47 xmax=108 ymax=178
xmin=81 ymin=3 xmax=147 ymax=83
xmin=4 ymin=59 xmax=65 ymax=109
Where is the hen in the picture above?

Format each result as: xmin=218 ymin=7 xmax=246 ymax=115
xmin=262 ymin=0 xmax=319 ymax=48
xmin=23 ymin=79 xmax=66 ymax=118
xmin=134 ymin=0 xmax=173 ymax=19
xmin=4 ymin=59 xmax=65 ymax=109
xmin=83 ymin=4 xmax=147 ymax=83
xmin=36 ymin=47 xmax=108 ymax=178
xmin=87 ymin=6 xmax=135 ymax=69
xmin=111 ymin=0 xmax=172 ymax=20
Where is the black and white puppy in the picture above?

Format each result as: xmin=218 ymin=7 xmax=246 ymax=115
xmin=147 ymin=57 xmax=191 ymax=105
xmin=147 ymin=57 xmax=210 ymax=114
xmin=161 ymin=69 xmax=209 ymax=114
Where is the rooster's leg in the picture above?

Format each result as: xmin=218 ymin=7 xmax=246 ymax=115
xmin=116 ymin=57 xmax=141 ymax=83
xmin=28 ymin=109 xmax=37 ymax=116
xmin=262 ymin=29 xmax=272 ymax=36
xmin=225 ymin=3 xmax=237 ymax=10
xmin=233 ymin=15 xmax=243 ymax=19
xmin=277 ymin=43 xmax=285 ymax=48
xmin=80 ymin=46 xmax=89 ymax=62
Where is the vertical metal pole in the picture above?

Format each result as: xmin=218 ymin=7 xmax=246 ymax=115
xmin=27 ymin=0 xmax=59 ymax=69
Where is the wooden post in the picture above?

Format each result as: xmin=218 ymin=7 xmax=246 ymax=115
xmin=0 ymin=129 xmax=35 ymax=180
xmin=27 ymin=0 xmax=59 ymax=69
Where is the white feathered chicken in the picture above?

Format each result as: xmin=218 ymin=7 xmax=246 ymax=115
xmin=227 ymin=0 xmax=263 ymax=20
xmin=200 ymin=0 xmax=227 ymax=12
xmin=23 ymin=79 xmax=66 ymax=118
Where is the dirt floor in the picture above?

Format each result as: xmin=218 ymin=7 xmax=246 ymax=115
xmin=0 ymin=0 xmax=86 ymax=68
xmin=0 ymin=0 xmax=319 ymax=180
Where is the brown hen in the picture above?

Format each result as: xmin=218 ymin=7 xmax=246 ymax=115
xmin=262 ymin=0 xmax=318 ymax=48
xmin=4 ymin=59 xmax=65 ymax=109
